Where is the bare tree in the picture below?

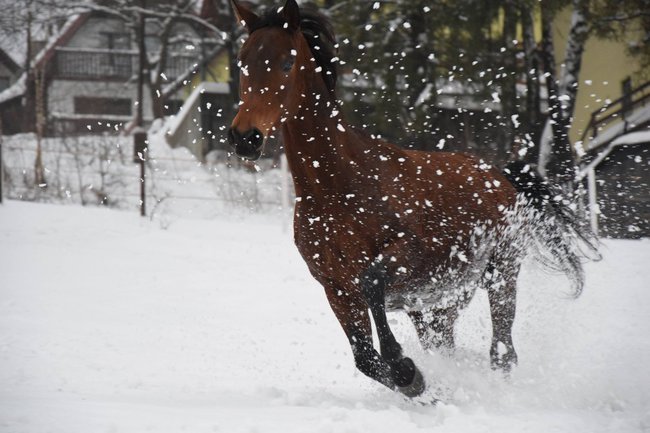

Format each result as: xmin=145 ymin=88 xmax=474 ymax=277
xmin=0 ymin=0 xmax=58 ymax=187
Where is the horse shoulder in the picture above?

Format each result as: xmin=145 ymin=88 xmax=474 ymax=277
xmin=293 ymin=199 xmax=370 ymax=283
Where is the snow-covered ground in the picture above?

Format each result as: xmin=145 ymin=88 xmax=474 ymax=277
xmin=1 ymin=200 xmax=649 ymax=432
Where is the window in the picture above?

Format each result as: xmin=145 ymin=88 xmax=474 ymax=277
xmin=74 ymin=97 xmax=132 ymax=116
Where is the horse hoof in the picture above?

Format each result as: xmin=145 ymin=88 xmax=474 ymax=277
xmin=396 ymin=361 xmax=426 ymax=398
xmin=490 ymin=346 xmax=518 ymax=373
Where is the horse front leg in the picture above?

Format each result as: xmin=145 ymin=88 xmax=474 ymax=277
xmin=322 ymin=283 xmax=396 ymax=391
xmin=324 ymin=278 xmax=425 ymax=397
xmin=360 ymin=261 xmax=426 ymax=398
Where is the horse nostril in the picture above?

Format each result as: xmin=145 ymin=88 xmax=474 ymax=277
xmin=227 ymin=128 xmax=239 ymax=148
xmin=243 ymin=128 xmax=264 ymax=149
xmin=228 ymin=127 xmax=263 ymax=149
xmin=229 ymin=127 xmax=264 ymax=159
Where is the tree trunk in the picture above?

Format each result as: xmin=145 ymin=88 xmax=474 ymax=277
xmin=148 ymin=9 xmax=176 ymax=120
xmin=149 ymin=81 xmax=165 ymax=119
xmin=404 ymin=4 xmax=436 ymax=150
xmin=499 ymin=0 xmax=519 ymax=163
xmin=34 ymin=66 xmax=46 ymax=188
xmin=521 ymin=4 xmax=542 ymax=162
xmin=538 ymin=2 xmax=583 ymax=183
xmin=558 ymin=0 xmax=590 ymax=136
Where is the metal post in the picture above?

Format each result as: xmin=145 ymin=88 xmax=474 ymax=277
xmin=140 ymin=158 xmax=146 ymax=217
xmin=0 ymin=138 xmax=3 ymax=205
xmin=135 ymin=0 xmax=146 ymax=217
xmin=587 ymin=167 xmax=599 ymax=236
xmin=280 ymin=152 xmax=290 ymax=232
xmin=0 ymin=116 xmax=4 ymax=204
xmin=133 ymin=130 xmax=148 ymax=217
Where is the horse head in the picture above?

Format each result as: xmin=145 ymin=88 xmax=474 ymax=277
xmin=227 ymin=0 xmax=336 ymax=160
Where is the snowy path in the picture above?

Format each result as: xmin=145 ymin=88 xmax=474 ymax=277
xmin=1 ymin=201 xmax=649 ymax=432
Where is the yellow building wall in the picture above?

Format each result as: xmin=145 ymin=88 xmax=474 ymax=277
xmin=552 ymin=7 xmax=643 ymax=146
xmin=183 ymin=50 xmax=230 ymax=98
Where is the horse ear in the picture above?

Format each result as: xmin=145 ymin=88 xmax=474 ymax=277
xmin=230 ymin=0 xmax=260 ymax=33
xmin=280 ymin=0 xmax=300 ymax=32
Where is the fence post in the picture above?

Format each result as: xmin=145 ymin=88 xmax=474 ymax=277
xmin=587 ymin=167 xmax=599 ymax=236
xmin=0 ymin=137 xmax=3 ymax=205
xmin=133 ymin=130 xmax=148 ymax=217
xmin=280 ymin=152 xmax=290 ymax=232
xmin=0 ymin=117 xmax=3 ymax=204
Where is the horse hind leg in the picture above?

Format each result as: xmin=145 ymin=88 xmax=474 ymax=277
xmin=361 ymin=261 xmax=426 ymax=398
xmin=485 ymin=262 xmax=519 ymax=372
xmin=408 ymin=308 xmax=458 ymax=352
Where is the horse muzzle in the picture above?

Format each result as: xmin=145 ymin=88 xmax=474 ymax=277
xmin=227 ymin=127 xmax=264 ymax=161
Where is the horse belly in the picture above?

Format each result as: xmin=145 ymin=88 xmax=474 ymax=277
xmin=384 ymin=228 xmax=497 ymax=312
xmin=385 ymin=264 xmax=486 ymax=312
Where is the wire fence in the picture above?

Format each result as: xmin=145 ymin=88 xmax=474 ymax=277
xmin=0 ymin=133 xmax=293 ymax=220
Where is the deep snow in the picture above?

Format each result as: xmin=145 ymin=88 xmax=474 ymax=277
xmin=1 ymin=200 xmax=649 ymax=432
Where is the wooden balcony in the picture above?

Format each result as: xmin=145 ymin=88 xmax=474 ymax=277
xmin=53 ymin=47 xmax=197 ymax=81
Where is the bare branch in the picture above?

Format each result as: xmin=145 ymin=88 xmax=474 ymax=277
xmin=597 ymin=10 xmax=650 ymax=23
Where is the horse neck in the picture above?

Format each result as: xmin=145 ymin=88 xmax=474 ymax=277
xmin=281 ymin=90 xmax=368 ymax=198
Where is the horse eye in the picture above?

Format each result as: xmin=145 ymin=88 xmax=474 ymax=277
xmin=282 ymin=56 xmax=295 ymax=72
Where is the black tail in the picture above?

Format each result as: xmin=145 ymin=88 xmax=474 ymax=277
xmin=503 ymin=161 xmax=601 ymax=296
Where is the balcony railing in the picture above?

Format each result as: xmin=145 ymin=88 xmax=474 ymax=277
xmin=54 ymin=47 xmax=198 ymax=81
xmin=581 ymin=80 xmax=650 ymax=146
xmin=55 ymin=48 xmax=136 ymax=80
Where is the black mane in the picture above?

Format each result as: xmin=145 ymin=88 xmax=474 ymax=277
xmin=250 ymin=4 xmax=338 ymax=95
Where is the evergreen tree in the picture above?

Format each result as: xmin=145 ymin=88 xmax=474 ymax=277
xmin=327 ymin=0 xmax=541 ymax=167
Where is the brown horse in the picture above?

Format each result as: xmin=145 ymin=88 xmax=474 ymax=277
xmin=227 ymin=0 xmax=598 ymax=398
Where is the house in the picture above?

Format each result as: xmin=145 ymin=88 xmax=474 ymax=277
xmin=0 ymin=2 xmax=278 ymax=162
xmin=0 ymin=8 xmax=222 ymax=138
